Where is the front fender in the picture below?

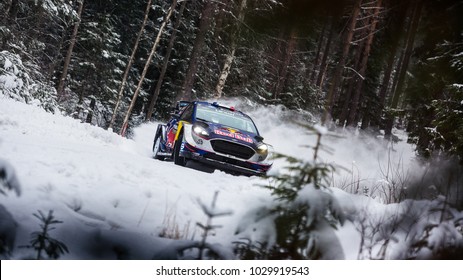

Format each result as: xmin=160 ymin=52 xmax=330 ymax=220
xmin=182 ymin=124 xmax=195 ymax=145
xmin=174 ymin=121 xmax=192 ymax=141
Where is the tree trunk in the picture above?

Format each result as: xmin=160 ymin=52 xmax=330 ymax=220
xmin=309 ymin=22 xmax=326 ymax=83
xmin=370 ymin=3 xmax=410 ymax=129
xmin=384 ymin=0 xmax=423 ymax=138
xmin=57 ymin=0 xmax=84 ymax=100
xmin=266 ymin=29 xmax=286 ymax=97
xmin=145 ymin=0 xmax=187 ymax=121
xmin=176 ymin=0 xmax=215 ymax=102
xmin=86 ymin=97 xmax=96 ymax=124
xmin=215 ymin=47 xmax=236 ymax=98
xmin=321 ymin=0 xmax=362 ymax=124
xmin=338 ymin=43 xmax=364 ymax=126
xmin=48 ymin=8 xmax=76 ymax=81
xmin=273 ymin=26 xmax=298 ymax=99
xmin=74 ymin=69 xmax=89 ymax=119
xmin=214 ymin=0 xmax=232 ymax=38
xmin=109 ymin=0 xmax=153 ymax=129
xmin=337 ymin=5 xmax=373 ymax=125
xmin=6 ymin=0 xmax=19 ymax=24
xmin=120 ymin=0 xmax=177 ymax=137
xmin=377 ymin=1 xmax=410 ymax=113
xmin=214 ymin=0 xmax=248 ymax=98
xmin=346 ymin=0 xmax=383 ymax=127
xmin=389 ymin=2 xmax=423 ymax=109
xmin=316 ymin=16 xmax=335 ymax=88
xmin=32 ymin=1 xmax=45 ymax=43
xmin=378 ymin=46 xmax=398 ymax=106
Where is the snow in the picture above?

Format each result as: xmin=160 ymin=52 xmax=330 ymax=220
xmin=313 ymin=123 xmax=328 ymax=135
xmin=0 ymin=97 xmax=462 ymax=259
xmin=4 ymin=58 xmax=13 ymax=70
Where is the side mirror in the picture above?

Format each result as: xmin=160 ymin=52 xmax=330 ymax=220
xmin=254 ymin=135 xmax=264 ymax=142
xmin=171 ymin=112 xmax=181 ymax=119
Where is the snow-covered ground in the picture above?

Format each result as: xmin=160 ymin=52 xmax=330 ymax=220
xmin=1 ymin=96 xmax=461 ymax=259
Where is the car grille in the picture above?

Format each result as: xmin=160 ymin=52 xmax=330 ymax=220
xmin=210 ymin=140 xmax=254 ymax=160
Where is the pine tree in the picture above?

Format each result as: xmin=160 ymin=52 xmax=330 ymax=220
xmin=235 ymin=125 xmax=346 ymax=259
xmin=64 ymin=4 xmax=125 ymax=125
xmin=27 ymin=210 xmax=68 ymax=260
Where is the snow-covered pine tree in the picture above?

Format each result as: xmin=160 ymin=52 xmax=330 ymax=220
xmin=235 ymin=124 xmax=346 ymax=259
xmin=64 ymin=6 xmax=126 ymax=126
xmin=406 ymin=38 xmax=463 ymax=164
xmin=0 ymin=51 xmax=59 ymax=112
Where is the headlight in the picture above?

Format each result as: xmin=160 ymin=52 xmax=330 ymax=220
xmin=193 ymin=125 xmax=209 ymax=137
xmin=256 ymin=143 xmax=268 ymax=155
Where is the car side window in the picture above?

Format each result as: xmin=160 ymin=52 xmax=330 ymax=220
xmin=180 ymin=104 xmax=194 ymax=122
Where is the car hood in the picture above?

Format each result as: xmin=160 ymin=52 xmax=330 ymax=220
xmin=199 ymin=121 xmax=261 ymax=146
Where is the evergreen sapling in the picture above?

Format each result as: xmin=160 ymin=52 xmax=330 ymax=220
xmin=235 ymin=124 xmax=346 ymax=259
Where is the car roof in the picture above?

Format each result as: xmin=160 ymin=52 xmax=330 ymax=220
xmin=194 ymin=101 xmax=252 ymax=119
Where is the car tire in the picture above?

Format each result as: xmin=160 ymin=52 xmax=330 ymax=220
xmin=173 ymin=131 xmax=188 ymax=166
xmin=152 ymin=128 xmax=165 ymax=161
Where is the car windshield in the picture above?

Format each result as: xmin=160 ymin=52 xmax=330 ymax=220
xmin=196 ymin=104 xmax=258 ymax=134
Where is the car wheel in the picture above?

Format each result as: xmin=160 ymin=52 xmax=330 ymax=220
xmin=152 ymin=129 xmax=165 ymax=161
xmin=173 ymin=131 xmax=187 ymax=166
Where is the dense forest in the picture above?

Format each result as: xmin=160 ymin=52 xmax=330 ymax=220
xmin=1 ymin=0 xmax=462 ymax=158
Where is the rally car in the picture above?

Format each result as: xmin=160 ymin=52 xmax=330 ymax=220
xmin=152 ymin=101 xmax=273 ymax=176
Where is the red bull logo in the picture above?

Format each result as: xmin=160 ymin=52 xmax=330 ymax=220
xmin=214 ymin=128 xmax=253 ymax=143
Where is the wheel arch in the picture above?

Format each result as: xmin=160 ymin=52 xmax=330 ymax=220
xmin=157 ymin=124 xmax=167 ymax=142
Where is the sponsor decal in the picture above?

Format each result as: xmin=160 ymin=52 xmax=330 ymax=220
xmin=214 ymin=129 xmax=253 ymax=143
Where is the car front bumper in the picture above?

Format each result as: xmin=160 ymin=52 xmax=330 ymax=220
xmin=180 ymin=142 xmax=271 ymax=176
